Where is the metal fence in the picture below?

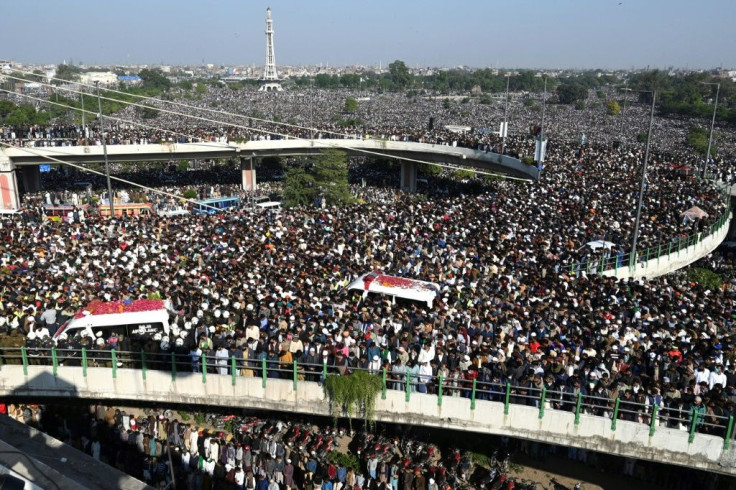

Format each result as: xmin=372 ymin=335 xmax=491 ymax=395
xmin=579 ymin=189 xmax=731 ymax=276
xmin=1 ymin=346 xmax=732 ymax=451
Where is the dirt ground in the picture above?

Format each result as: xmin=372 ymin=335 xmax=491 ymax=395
xmin=510 ymin=453 xmax=650 ymax=490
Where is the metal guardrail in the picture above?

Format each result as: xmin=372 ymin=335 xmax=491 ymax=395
xmin=578 ymin=189 xmax=731 ymax=276
xmin=1 ymin=347 xmax=732 ymax=451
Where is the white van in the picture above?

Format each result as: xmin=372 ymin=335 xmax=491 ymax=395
xmin=53 ymin=299 xmax=173 ymax=342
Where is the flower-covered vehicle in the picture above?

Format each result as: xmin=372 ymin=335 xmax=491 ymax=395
xmin=53 ymin=299 xmax=174 ymax=343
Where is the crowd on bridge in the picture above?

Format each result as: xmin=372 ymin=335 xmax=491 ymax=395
xmin=2 ymin=86 xmax=736 ymax=183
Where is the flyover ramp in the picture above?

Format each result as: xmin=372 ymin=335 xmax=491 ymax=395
xmin=2 ymin=139 xmax=538 ymax=181
xmin=1 ymin=365 xmax=732 ymax=477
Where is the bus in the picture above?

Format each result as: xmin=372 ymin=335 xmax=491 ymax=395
xmin=193 ymin=196 xmax=241 ymax=214
xmin=44 ymin=204 xmax=89 ymax=222
xmin=98 ymin=202 xmax=154 ymax=218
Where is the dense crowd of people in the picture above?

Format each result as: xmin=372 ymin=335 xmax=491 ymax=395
xmin=2 ymin=86 xmax=735 ymax=174
xmin=0 ymin=84 xmax=735 ymax=488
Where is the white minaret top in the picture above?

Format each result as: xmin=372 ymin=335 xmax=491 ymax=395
xmin=263 ymin=7 xmax=278 ymax=81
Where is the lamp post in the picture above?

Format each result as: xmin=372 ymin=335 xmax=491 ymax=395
xmin=310 ymin=78 xmax=315 ymax=140
xmin=538 ymin=77 xmax=547 ymax=167
xmin=95 ymin=81 xmax=114 ymax=218
xmin=619 ymin=80 xmax=629 ymax=139
xmin=80 ymin=86 xmax=87 ymax=146
xmin=701 ymin=82 xmax=720 ymax=179
xmin=630 ymin=90 xmax=656 ymax=268
xmin=501 ymin=72 xmax=511 ymax=155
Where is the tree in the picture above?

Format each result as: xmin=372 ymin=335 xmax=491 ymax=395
xmin=556 ymin=84 xmax=588 ymax=104
xmin=606 ymin=100 xmax=621 ymax=115
xmin=283 ymin=166 xmax=315 ymax=208
xmin=313 ymin=149 xmax=353 ymax=206
xmin=138 ymin=68 xmax=171 ymax=90
xmin=0 ymin=100 xmax=15 ymax=120
xmin=344 ymin=97 xmax=358 ymax=113
xmin=389 ymin=60 xmax=412 ymax=90
xmin=418 ymin=163 xmax=442 ymax=176
xmin=55 ymin=64 xmax=81 ymax=83
xmin=137 ymin=105 xmax=160 ymax=119
xmin=686 ymin=125 xmax=709 ymax=154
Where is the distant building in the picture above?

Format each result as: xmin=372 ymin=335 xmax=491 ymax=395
xmin=80 ymin=71 xmax=118 ymax=86
xmin=118 ymin=75 xmax=142 ymax=86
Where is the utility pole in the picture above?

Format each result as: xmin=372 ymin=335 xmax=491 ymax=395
xmin=501 ymin=73 xmax=510 ymax=155
xmin=630 ymin=91 xmax=656 ymax=268
xmin=701 ymin=82 xmax=720 ymax=179
xmin=95 ymin=81 xmax=114 ymax=218
xmin=537 ymin=77 xmax=547 ymax=167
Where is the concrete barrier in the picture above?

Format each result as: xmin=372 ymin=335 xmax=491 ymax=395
xmin=1 ymin=139 xmax=538 ymax=181
xmin=602 ymin=212 xmax=731 ymax=280
xmin=1 ymin=365 xmax=733 ymax=476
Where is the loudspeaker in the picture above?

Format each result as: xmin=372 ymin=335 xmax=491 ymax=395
xmin=428 ymin=117 xmax=435 ymax=131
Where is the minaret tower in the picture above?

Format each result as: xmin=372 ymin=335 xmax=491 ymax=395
xmin=259 ymin=7 xmax=282 ymax=91
xmin=263 ymin=7 xmax=278 ymax=80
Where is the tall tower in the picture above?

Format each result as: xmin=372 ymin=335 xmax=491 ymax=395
xmin=263 ymin=7 xmax=278 ymax=80
xmin=259 ymin=7 xmax=282 ymax=91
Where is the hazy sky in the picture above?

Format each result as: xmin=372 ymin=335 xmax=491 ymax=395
xmin=3 ymin=0 xmax=734 ymax=69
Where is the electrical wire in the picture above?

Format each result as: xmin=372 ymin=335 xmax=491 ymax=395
xmin=3 ymin=73 xmax=530 ymax=180
xmin=0 ymin=140 xmax=224 ymax=212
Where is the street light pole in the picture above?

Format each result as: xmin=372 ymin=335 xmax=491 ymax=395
xmin=95 ymin=81 xmax=114 ymax=218
xmin=619 ymin=80 xmax=628 ymax=139
xmin=630 ymin=91 xmax=656 ymax=268
xmin=538 ymin=77 xmax=547 ymax=166
xmin=702 ymin=82 xmax=720 ymax=179
xmin=310 ymin=78 xmax=314 ymax=140
xmin=501 ymin=73 xmax=510 ymax=155
xmin=80 ymin=87 xmax=86 ymax=146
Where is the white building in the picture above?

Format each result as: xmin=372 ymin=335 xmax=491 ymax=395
xmin=79 ymin=71 xmax=118 ymax=86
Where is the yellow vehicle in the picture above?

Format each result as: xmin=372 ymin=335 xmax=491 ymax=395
xmin=44 ymin=204 xmax=89 ymax=222
xmin=98 ymin=202 xmax=153 ymax=218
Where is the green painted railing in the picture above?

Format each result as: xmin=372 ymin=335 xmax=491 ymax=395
xmin=582 ymin=189 xmax=731 ymax=277
xmin=2 ymin=348 xmax=731 ymax=452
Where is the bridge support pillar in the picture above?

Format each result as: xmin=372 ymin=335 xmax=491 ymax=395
xmin=0 ymin=153 xmax=20 ymax=211
xmin=241 ymin=157 xmax=257 ymax=192
xmin=20 ymin=166 xmax=41 ymax=194
xmin=400 ymin=161 xmax=417 ymax=193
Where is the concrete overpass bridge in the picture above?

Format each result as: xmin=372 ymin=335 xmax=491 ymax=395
xmin=0 ymin=139 xmax=538 ymax=210
xmin=1 ymin=359 xmax=734 ymax=477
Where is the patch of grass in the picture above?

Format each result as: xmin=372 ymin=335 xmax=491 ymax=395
xmin=509 ymin=462 xmax=524 ymax=474
xmin=470 ymin=451 xmax=491 ymax=467
xmin=686 ymin=267 xmax=722 ymax=290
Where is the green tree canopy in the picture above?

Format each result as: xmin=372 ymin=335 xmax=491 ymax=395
xmin=55 ymin=64 xmax=81 ymax=83
xmin=606 ymin=100 xmax=621 ymax=115
xmin=138 ymin=68 xmax=171 ymax=90
xmin=313 ymin=149 xmax=353 ymax=206
xmin=283 ymin=166 xmax=315 ymax=208
xmin=556 ymin=83 xmax=588 ymax=104
xmin=389 ymin=60 xmax=412 ymax=90
xmin=344 ymin=97 xmax=358 ymax=113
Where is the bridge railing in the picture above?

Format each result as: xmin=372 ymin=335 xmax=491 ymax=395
xmin=1 ymin=347 xmax=731 ymax=450
xmin=577 ymin=190 xmax=731 ymax=277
